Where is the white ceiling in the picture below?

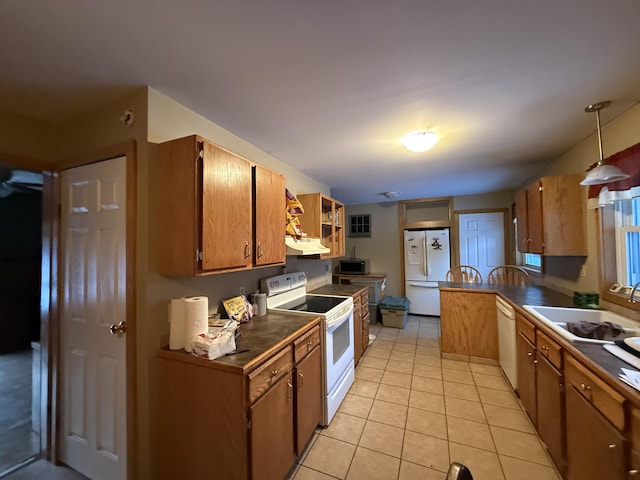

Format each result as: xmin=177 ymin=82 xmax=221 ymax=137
xmin=1 ymin=0 xmax=640 ymax=205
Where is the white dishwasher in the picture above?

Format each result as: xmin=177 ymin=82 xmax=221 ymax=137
xmin=496 ymin=296 xmax=517 ymax=389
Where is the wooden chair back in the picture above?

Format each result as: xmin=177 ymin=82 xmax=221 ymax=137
xmin=446 ymin=265 xmax=483 ymax=283
xmin=487 ymin=265 xmax=530 ymax=285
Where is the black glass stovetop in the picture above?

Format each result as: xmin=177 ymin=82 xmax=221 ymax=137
xmin=275 ymin=295 xmax=347 ymax=313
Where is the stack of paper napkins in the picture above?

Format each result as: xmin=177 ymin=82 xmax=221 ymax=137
xmin=192 ymin=328 xmax=237 ymax=360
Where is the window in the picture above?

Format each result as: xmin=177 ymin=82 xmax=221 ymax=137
xmin=348 ymin=214 xmax=371 ymax=237
xmin=613 ymin=196 xmax=640 ymax=286
xmin=523 ymin=253 xmax=542 ymax=269
xmin=514 ymin=217 xmax=543 ymax=272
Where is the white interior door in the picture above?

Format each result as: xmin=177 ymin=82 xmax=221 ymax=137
xmin=458 ymin=212 xmax=505 ymax=281
xmin=60 ymin=156 xmax=127 ymax=480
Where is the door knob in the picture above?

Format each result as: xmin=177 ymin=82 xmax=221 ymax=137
xmin=110 ymin=321 xmax=127 ymax=335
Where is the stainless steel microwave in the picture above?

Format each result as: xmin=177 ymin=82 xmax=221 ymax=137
xmin=338 ymin=259 xmax=370 ymax=275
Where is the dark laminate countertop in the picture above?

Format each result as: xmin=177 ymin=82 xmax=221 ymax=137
xmin=439 ymin=281 xmax=577 ymax=308
xmin=439 ymin=281 xmax=640 ymax=405
xmin=158 ymin=311 xmax=320 ymax=374
xmin=309 ymin=284 xmax=368 ymax=297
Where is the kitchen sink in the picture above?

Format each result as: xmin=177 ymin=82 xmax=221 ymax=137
xmin=522 ymin=305 xmax=640 ymax=344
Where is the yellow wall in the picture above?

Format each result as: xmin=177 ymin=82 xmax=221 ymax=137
xmin=539 ymin=103 xmax=640 ymax=301
xmin=343 ymin=191 xmax=515 ymax=298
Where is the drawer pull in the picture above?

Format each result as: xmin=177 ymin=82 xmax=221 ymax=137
xmin=608 ymin=444 xmax=617 ymax=449
xmin=271 ymin=369 xmax=279 ymax=377
xmin=287 ymin=381 xmax=293 ymax=400
xmin=580 ymin=383 xmax=591 ymax=392
xmin=307 ymin=340 xmax=313 ymax=346
xmin=629 ymin=469 xmax=638 ymax=475
xmin=527 ymin=352 xmax=533 ymax=357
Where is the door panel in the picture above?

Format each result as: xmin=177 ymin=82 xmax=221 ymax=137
xmin=60 ymin=156 xmax=127 ymax=480
xmin=458 ymin=212 xmax=505 ymax=281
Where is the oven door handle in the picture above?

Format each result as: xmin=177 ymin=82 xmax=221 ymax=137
xmin=326 ymin=311 xmax=353 ymax=332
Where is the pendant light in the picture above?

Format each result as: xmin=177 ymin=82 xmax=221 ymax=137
xmin=580 ymin=100 xmax=630 ymax=186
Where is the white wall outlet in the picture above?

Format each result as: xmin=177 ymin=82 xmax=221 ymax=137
xmin=239 ymin=286 xmax=245 ymax=296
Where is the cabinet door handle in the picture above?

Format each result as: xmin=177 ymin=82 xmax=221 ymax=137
xmin=287 ymin=380 xmax=293 ymax=400
xmin=257 ymin=242 xmax=264 ymax=258
xmin=629 ymin=469 xmax=638 ymax=475
xmin=244 ymin=241 xmax=250 ymax=259
xmin=298 ymin=371 xmax=304 ymax=388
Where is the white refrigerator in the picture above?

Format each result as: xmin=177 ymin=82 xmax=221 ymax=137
xmin=404 ymin=228 xmax=451 ymax=316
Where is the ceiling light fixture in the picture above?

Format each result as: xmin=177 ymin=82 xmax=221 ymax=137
xmin=383 ymin=191 xmax=401 ymax=199
xmin=580 ymin=100 xmax=630 ymax=186
xmin=401 ymin=130 xmax=439 ymax=152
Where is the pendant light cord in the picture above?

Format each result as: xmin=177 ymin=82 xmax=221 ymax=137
xmin=595 ymin=108 xmax=604 ymax=166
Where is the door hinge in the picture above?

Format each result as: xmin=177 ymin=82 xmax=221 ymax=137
xmin=196 ymin=249 xmax=203 ymax=262
xmin=197 ymin=142 xmax=204 ymax=160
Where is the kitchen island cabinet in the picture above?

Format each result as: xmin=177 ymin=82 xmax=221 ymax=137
xmin=155 ymin=313 xmax=321 ymax=480
xmin=440 ymin=290 xmax=498 ymax=361
xmin=158 ymin=135 xmax=285 ymax=276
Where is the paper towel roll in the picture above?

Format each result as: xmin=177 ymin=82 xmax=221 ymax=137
xmin=169 ymin=298 xmax=186 ymax=350
xmin=183 ymin=296 xmax=209 ymax=352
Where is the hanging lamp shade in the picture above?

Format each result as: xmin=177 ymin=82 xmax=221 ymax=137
xmin=580 ymin=101 xmax=630 ymax=186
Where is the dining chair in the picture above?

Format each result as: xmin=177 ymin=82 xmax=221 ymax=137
xmin=487 ymin=265 xmax=531 ymax=285
xmin=445 ymin=265 xmax=483 ymax=283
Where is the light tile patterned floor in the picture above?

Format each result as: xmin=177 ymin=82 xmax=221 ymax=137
xmin=290 ymin=315 xmax=562 ymax=480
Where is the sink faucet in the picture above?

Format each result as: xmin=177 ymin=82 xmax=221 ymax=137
xmin=630 ymin=281 xmax=640 ymax=303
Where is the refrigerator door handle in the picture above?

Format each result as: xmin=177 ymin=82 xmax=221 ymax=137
xmin=408 ymin=282 xmax=439 ymax=288
xmin=423 ymin=233 xmax=429 ymax=278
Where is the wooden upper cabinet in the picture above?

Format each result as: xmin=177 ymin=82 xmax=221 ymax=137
xmin=296 ymin=193 xmax=345 ymax=259
xmin=253 ymin=165 xmax=286 ymax=266
xmin=201 ymin=140 xmax=253 ymax=271
xmin=540 ymin=175 xmax=586 ymax=256
xmin=158 ymin=135 xmax=285 ymax=276
xmin=515 ymin=174 xmax=586 ymax=256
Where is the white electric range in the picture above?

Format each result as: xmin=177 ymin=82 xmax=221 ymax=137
xmin=261 ymin=272 xmax=354 ymax=425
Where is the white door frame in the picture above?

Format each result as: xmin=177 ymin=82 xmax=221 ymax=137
xmin=49 ymin=142 xmax=137 ymax=478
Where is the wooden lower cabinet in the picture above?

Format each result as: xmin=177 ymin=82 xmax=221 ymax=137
xmin=352 ymin=287 xmax=370 ymax=365
xmin=566 ymin=385 xmax=625 ymax=480
xmin=353 ymin=296 xmax=363 ymax=365
xmin=250 ymin=372 xmax=295 ymax=480
xmin=156 ymin=321 xmax=322 ymax=480
xmin=515 ymin=314 xmax=566 ymax=473
xmin=516 ymin=329 xmax=537 ymax=425
xmin=294 ymin=346 xmax=322 ymax=455
xmin=440 ymin=290 xmax=498 ymax=360
xmin=536 ymin=352 xmax=564 ymax=471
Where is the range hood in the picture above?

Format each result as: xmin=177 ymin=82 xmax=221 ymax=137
xmin=285 ymin=236 xmax=330 ymax=256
